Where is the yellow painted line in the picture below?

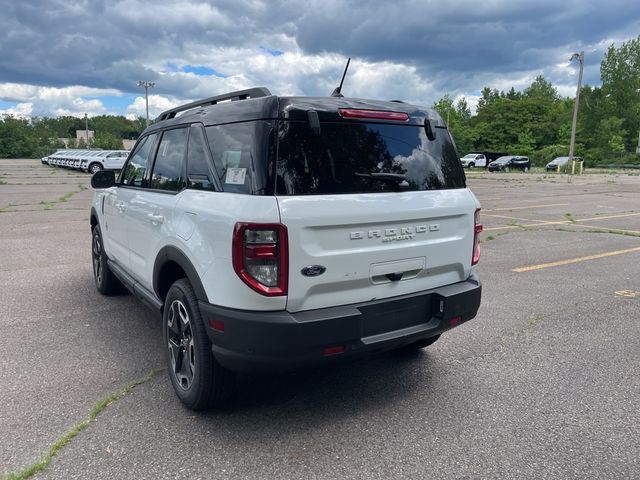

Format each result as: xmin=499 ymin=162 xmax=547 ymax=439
xmin=485 ymin=203 xmax=569 ymax=212
xmin=483 ymin=211 xmax=640 ymax=233
xmin=571 ymin=223 xmax=640 ymax=235
xmin=615 ymin=290 xmax=640 ymax=298
xmin=483 ymin=225 xmax=521 ymax=232
xmin=575 ymin=212 xmax=640 ymax=222
xmin=483 ymin=213 xmax=534 ymax=221
xmin=512 ymin=246 xmax=640 ymax=273
xmin=484 ymin=220 xmax=568 ymax=232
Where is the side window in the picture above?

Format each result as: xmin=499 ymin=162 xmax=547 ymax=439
xmin=149 ymin=128 xmax=188 ymax=191
xmin=187 ymin=126 xmax=216 ymax=191
xmin=205 ymin=121 xmax=274 ymax=195
xmin=121 ymin=133 xmax=158 ymax=187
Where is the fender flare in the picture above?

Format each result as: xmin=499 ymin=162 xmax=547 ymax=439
xmin=153 ymin=246 xmax=209 ymax=302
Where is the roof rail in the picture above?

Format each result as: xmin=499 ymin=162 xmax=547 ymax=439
xmin=156 ymin=87 xmax=272 ymax=122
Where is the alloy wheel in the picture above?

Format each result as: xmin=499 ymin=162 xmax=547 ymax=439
xmin=167 ymin=299 xmax=196 ymax=390
xmin=92 ymin=233 xmax=103 ymax=286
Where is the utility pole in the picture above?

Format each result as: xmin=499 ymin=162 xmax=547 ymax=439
xmin=84 ymin=113 xmax=89 ymax=146
xmin=137 ymin=80 xmax=155 ymax=127
xmin=568 ymin=51 xmax=584 ymax=171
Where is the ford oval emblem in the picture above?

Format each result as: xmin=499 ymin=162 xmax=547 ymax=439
xmin=301 ymin=265 xmax=326 ymax=277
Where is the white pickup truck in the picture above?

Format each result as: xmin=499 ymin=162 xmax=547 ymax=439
xmin=460 ymin=153 xmax=488 ymax=168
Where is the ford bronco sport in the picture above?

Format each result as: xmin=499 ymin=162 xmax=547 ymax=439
xmin=89 ymin=87 xmax=482 ymax=410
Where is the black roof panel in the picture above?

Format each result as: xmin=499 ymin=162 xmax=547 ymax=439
xmin=145 ymin=92 xmax=442 ymax=131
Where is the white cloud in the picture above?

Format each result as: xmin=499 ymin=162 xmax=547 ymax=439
xmin=0 ymin=83 xmax=120 ymax=103
xmin=1 ymin=0 xmax=638 ymax=123
xmin=0 ymin=83 xmax=121 ymax=117
xmin=126 ymin=94 xmax=183 ymax=119
xmin=0 ymin=102 xmax=33 ymax=119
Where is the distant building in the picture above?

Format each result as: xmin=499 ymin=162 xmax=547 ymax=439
xmin=123 ymin=139 xmax=136 ymax=150
xmin=57 ymin=133 xmax=132 ymax=150
xmin=76 ymin=130 xmax=95 ymax=143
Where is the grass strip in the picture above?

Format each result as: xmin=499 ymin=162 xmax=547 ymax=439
xmin=2 ymin=368 xmax=164 ymax=480
xmin=39 ymin=183 xmax=88 ymax=210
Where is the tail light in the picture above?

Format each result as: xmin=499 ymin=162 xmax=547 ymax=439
xmin=232 ymin=223 xmax=288 ymax=296
xmin=472 ymin=208 xmax=483 ymax=265
xmin=338 ymin=108 xmax=409 ymax=121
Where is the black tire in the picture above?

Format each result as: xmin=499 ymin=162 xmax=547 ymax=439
xmin=92 ymin=225 xmax=123 ymax=295
xmin=394 ymin=334 xmax=442 ymax=354
xmin=469 ymin=163 xmax=475 ymax=169
xmin=504 ymin=166 xmax=510 ymax=172
xmin=89 ymin=162 xmax=102 ymax=174
xmin=163 ymin=279 xmax=235 ymax=410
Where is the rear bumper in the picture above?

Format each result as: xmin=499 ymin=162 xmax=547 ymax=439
xmin=200 ymin=273 xmax=482 ymax=372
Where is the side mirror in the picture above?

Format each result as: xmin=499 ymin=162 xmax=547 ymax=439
xmin=91 ymin=170 xmax=116 ymax=189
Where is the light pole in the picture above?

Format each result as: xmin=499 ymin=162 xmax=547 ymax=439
xmin=84 ymin=113 xmax=89 ymax=146
xmin=568 ymin=51 xmax=584 ymax=172
xmin=137 ymin=80 xmax=155 ymax=127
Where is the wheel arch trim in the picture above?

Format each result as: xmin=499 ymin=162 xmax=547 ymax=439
xmin=153 ymin=246 xmax=209 ymax=303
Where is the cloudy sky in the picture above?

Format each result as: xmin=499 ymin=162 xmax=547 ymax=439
xmin=1 ymin=0 xmax=639 ymax=120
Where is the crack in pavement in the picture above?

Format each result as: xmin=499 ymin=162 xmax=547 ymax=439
xmin=1 ymin=368 xmax=165 ymax=480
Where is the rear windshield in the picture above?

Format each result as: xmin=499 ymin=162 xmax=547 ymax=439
xmin=275 ymin=121 xmax=465 ymax=195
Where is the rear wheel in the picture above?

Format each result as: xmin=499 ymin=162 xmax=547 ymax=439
xmin=163 ymin=279 xmax=235 ymax=410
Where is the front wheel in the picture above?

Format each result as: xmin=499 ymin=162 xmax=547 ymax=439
xmin=89 ymin=162 xmax=102 ymax=174
xmin=469 ymin=163 xmax=475 ymax=169
xmin=163 ymin=279 xmax=235 ymax=410
xmin=524 ymin=166 xmax=530 ymax=172
xmin=504 ymin=166 xmax=510 ymax=172
xmin=92 ymin=225 xmax=123 ymax=295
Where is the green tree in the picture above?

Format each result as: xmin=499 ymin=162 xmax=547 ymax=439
xmin=514 ymin=129 xmax=536 ymax=155
xmin=505 ymin=87 xmax=521 ymax=100
xmin=600 ymin=116 xmax=627 ymax=153
xmin=600 ymin=36 xmax=640 ymax=151
xmin=433 ymin=94 xmax=456 ymax=125
xmin=524 ymin=75 xmax=559 ymax=101
xmin=456 ymin=98 xmax=471 ymax=121
xmin=92 ymin=132 xmax=124 ymax=150
xmin=476 ymin=87 xmax=501 ymax=112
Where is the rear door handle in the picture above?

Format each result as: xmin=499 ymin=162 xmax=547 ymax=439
xmin=148 ymin=213 xmax=164 ymax=225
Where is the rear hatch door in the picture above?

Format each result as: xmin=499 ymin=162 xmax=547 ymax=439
xmin=274 ymin=112 xmax=478 ymax=312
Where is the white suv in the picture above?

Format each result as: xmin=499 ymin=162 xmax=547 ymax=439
xmin=90 ymin=87 xmax=482 ymax=410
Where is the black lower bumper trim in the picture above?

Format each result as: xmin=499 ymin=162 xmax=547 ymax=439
xmin=200 ymin=274 xmax=481 ymax=372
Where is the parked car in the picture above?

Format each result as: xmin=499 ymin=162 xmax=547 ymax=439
xmin=40 ymin=150 xmax=66 ymax=165
xmin=460 ymin=152 xmax=508 ymax=169
xmin=545 ymin=156 xmax=583 ymax=172
xmin=44 ymin=149 xmax=129 ymax=173
xmin=89 ymin=87 xmax=483 ymax=410
xmin=460 ymin=153 xmax=487 ymax=169
xmin=81 ymin=150 xmax=130 ymax=173
xmin=488 ymin=155 xmax=531 ymax=172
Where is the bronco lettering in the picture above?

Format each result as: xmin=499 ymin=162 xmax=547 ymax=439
xmin=350 ymin=225 xmax=431 ymax=241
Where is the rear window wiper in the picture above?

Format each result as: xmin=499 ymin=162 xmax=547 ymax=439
xmin=355 ymin=172 xmax=407 ymax=182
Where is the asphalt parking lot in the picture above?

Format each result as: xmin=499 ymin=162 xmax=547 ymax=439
xmin=1 ymin=159 xmax=639 ymax=479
